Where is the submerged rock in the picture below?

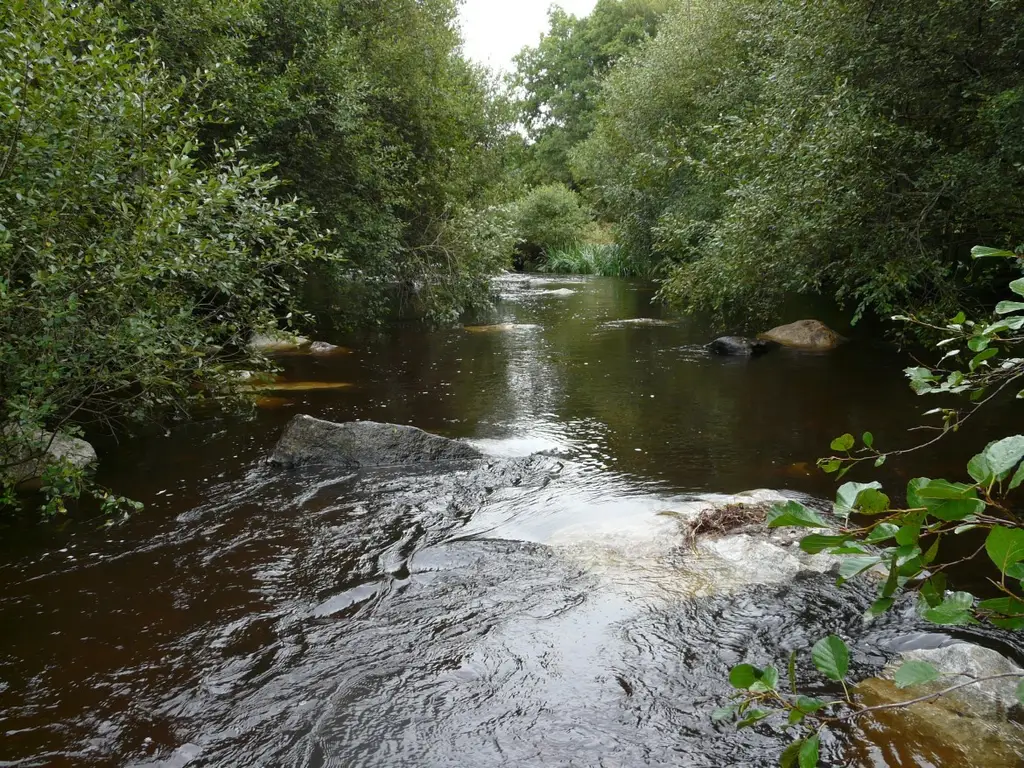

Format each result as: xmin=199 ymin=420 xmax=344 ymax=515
xmin=854 ymin=642 xmax=1024 ymax=765
xmin=706 ymin=336 xmax=774 ymax=356
xmin=2 ymin=427 xmax=98 ymax=490
xmin=757 ymin=319 xmax=842 ymax=350
xmin=248 ymin=331 xmax=312 ymax=354
xmin=271 ymin=415 xmax=484 ymax=469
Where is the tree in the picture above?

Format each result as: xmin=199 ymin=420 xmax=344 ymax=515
xmin=577 ymin=0 xmax=1024 ymax=328
xmin=511 ymin=0 xmax=670 ymax=188
xmin=0 ymin=0 xmax=330 ymax=512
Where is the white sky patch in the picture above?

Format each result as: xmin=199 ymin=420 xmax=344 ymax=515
xmin=459 ymin=0 xmax=600 ymax=73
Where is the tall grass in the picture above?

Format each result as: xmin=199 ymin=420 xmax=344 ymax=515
xmin=541 ymin=243 xmax=646 ymax=277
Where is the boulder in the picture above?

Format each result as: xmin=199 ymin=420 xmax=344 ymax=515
xmin=852 ymin=641 xmax=1024 ymax=765
xmin=270 ymin=415 xmax=484 ymax=469
xmin=706 ymin=336 xmax=774 ymax=356
xmin=2 ymin=427 xmax=98 ymax=490
xmin=757 ymin=319 xmax=842 ymax=350
xmin=893 ymin=642 xmax=1024 ymax=721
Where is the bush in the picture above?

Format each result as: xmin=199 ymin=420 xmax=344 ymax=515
xmin=0 ymin=0 xmax=331 ymax=513
xmin=513 ymin=184 xmax=592 ymax=265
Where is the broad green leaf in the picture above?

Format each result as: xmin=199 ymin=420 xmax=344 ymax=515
xmin=865 ymin=523 xmax=899 ymax=543
xmin=968 ymin=454 xmax=995 ymax=486
xmin=729 ymin=664 xmax=760 ymax=689
xmin=970 ymin=348 xmax=999 ymax=371
xmin=971 ymin=246 xmax=1017 ymax=259
xmin=979 ymin=436 xmax=1024 ymax=480
xmin=811 ymin=635 xmax=849 ymax=682
xmin=1011 ymin=278 xmax=1024 ymax=297
xmin=1010 ymin=462 xmax=1024 ymax=490
xmin=737 ymin=708 xmax=769 ymax=729
xmin=992 ymin=617 xmax=1024 ymax=631
xmin=968 ymin=335 xmax=991 ymax=353
xmin=1005 ymin=563 xmax=1024 ymax=581
xmin=711 ymin=706 xmax=736 ymax=721
xmin=895 ymin=660 xmax=940 ymax=689
xmin=818 ymin=458 xmax=842 ymax=474
xmin=907 ymin=478 xmax=985 ymax=521
xmin=977 ymin=596 xmax=1024 ymax=617
xmin=799 ymin=732 xmax=821 ymax=768
xmin=895 ymin=516 xmax=922 ymax=547
xmin=781 ymin=740 xmax=803 ymax=768
xmin=996 ymin=301 xmax=1024 ymax=315
xmin=923 ymin=592 xmax=976 ymax=625
xmin=837 ymin=556 xmax=883 ymax=584
xmin=862 ymin=432 xmax=874 ymax=449
xmin=834 ymin=481 xmax=883 ymax=515
xmin=800 ymin=534 xmax=851 ymax=554
xmin=865 ymin=597 xmax=894 ymax=618
xmin=874 ymin=455 xmax=887 ymax=468
xmin=985 ymin=526 xmax=1024 ymax=574
xmin=767 ymin=501 xmax=830 ymax=529
xmin=751 ymin=665 xmax=780 ymax=693
xmin=830 ymin=433 xmax=855 ymax=452
xmin=919 ymin=574 xmax=947 ymax=608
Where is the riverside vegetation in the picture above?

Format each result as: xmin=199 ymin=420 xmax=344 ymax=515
xmin=3 ymin=1 xmax=1024 ymax=764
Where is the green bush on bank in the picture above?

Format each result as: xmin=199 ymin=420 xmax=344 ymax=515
xmin=513 ymin=184 xmax=593 ymax=266
xmin=574 ymin=0 xmax=1024 ymax=328
xmin=0 ymin=1 xmax=332 ymax=512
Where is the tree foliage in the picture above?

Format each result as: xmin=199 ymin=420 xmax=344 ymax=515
xmin=0 ymin=0 xmax=334 ymax=511
xmin=576 ymin=0 xmax=1024 ymax=326
xmin=511 ymin=0 xmax=669 ymax=187
xmin=115 ymin=0 xmax=519 ymax=324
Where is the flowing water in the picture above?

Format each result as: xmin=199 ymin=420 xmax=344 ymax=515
xmin=2 ymin=275 xmax=1024 ymax=767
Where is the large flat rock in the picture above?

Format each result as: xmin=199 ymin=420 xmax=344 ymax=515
xmin=270 ymin=415 xmax=484 ymax=469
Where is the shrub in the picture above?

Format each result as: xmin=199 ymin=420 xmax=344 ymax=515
xmin=513 ymin=184 xmax=592 ymax=265
xmin=0 ymin=0 xmax=331 ymax=513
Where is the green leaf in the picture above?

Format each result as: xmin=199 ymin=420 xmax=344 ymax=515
xmin=818 ymin=458 xmax=842 ymax=474
xmin=862 ymin=432 xmax=874 ymax=450
xmin=737 ymin=708 xmax=769 ymax=729
xmin=996 ymin=301 xmax=1024 ymax=315
xmin=1010 ymin=462 xmax=1024 ymax=491
xmin=968 ymin=335 xmax=991 ymax=353
xmin=874 ymin=455 xmax=887 ymax=468
xmin=906 ymin=478 xmax=985 ymax=522
xmin=767 ymin=501 xmax=830 ymax=529
xmin=919 ymin=574 xmax=947 ymax=608
xmin=837 ymin=556 xmax=883 ymax=584
xmin=830 ymin=433 xmax=855 ymax=452
xmin=811 ymin=635 xmax=849 ymax=682
xmin=971 ymin=246 xmax=1018 ymax=259
xmin=992 ymin=617 xmax=1024 ymax=631
xmin=865 ymin=523 xmax=900 ymax=543
xmin=1005 ymin=562 xmax=1024 ymax=581
xmin=970 ymin=348 xmax=999 ymax=371
xmin=711 ymin=705 xmax=736 ymax=721
xmin=865 ymin=597 xmax=894 ymax=618
xmin=978 ymin=436 xmax=1024 ymax=481
xmin=799 ymin=732 xmax=821 ymax=768
xmin=750 ymin=665 xmax=780 ymax=693
xmin=781 ymin=740 xmax=803 ymax=768
xmin=895 ymin=516 xmax=923 ymax=547
xmin=800 ymin=534 xmax=851 ymax=554
xmin=834 ymin=481 xmax=884 ymax=515
xmin=968 ymin=455 xmax=995 ymax=486
xmin=985 ymin=526 xmax=1024 ymax=574
xmin=729 ymin=664 xmax=758 ymax=689
xmin=923 ymin=592 xmax=976 ymax=625
xmin=895 ymin=660 xmax=940 ymax=689
xmin=977 ymin=596 xmax=1024 ymax=617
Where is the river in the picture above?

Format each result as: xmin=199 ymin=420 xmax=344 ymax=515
xmin=1 ymin=275 xmax=1023 ymax=767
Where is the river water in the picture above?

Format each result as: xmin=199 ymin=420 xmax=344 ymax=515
xmin=2 ymin=275 xmax=1023 ymax=767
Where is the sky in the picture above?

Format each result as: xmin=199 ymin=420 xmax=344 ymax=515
xmin=458 ymin=0 xmax=599 ymax=73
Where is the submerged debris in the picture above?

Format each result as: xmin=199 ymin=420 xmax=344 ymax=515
xmin=678 ymin=502 xmax=771 ymax=547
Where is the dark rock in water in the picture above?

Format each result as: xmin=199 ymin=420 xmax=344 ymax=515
xmin=271 ymin=415 xmax=484 ymax=469
xmin=706 ymin=336 xmax=774 ymax=356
